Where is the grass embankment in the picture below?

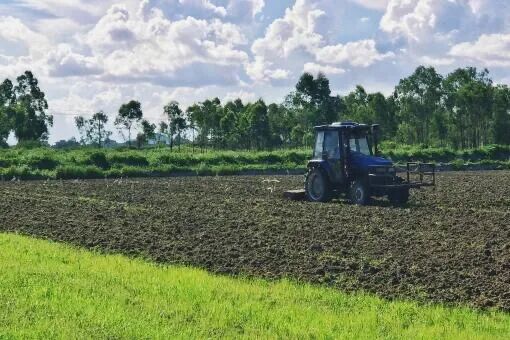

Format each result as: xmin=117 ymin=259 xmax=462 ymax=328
xmin=0 ymin=144 xmax=510 ymax=179
xmin=381 ymin=142 xmax=510 ymax=170
xmin=1 ymin=233 xmax=509 ymax=338
xmin=0 ymin=147 xmax=309 ymax=180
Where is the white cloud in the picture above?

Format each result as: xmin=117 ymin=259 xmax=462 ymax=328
xmin=0 ymin=16 xmax=39 ymax=43
xmin=34 ymin=17 xmax=86 ymax=42
xmin=380 ymin=0 xmax=509 ymax=43
xmin=350 ymin=0 xmax=389 ymax=10
xmin=179 ymin=0 xmax=227 ymax=17
xmin=449 ymin=34 xmax=510 ymax=67
xmin=378 ymin=0 xmax=510 ymax=72
xmin=303 ymin=62 xmax=346 ymax=75
xmin=12 ymin=0 xmax=134 ymax=26
xmin=251 ymin=0 xmax=326 ymax=59
xmin=0 ymin=16 xmax=48 ymax=54
xmin=223 ymin=90 xmax=257 ymax=103
xmin=49 ymin=81 xmax=123 ymax=115
xmin=0 ymin=55 xmax=43 ymax=80
xmin=270 ymin=69 xmax=291 ymax=80
xmin=0 ymin=16 xmax=49 ymax=79
xmin=380 ymin=0 xmax=442 ymax=41
xmin=85 ymin=4 xmax=138 ymax=54
xmin=46 ymin=44 xmax=103 ymax=77
xmin=246 ymin=57 xmax=291 ymax=82
xmin=227 ymin=0 xmax=265 ymax=20
xmin=419 ymin=55 xmax=455 ymax=66
xmin=16 ymin=0 xmax=112 ymax=17
xmin=316 ymin=40 xmax=394 ymax=67
xmin=81 ymin=4 xmax=248 ymax=85
xmin=138 ymin=0 xmax=263 ymax=22
xmin=247 ymin=0 xmax=391 ymax=84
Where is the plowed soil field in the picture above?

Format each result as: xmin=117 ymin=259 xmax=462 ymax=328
xmin=1 ymin=172 xmax=509 ymax=310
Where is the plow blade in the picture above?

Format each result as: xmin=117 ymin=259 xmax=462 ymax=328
xmin=284 ymin=189 xmax=306 ymax=201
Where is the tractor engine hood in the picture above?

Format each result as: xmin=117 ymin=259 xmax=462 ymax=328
xmin=349 ymin=152 xmax=393 ymax=170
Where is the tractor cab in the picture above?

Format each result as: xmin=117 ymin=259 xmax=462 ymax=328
xmin=300 ymin=121 xmax=435 ymax=205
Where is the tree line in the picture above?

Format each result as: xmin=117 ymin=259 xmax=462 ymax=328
xmin=1 ymin=66 xmax=510 ymax=150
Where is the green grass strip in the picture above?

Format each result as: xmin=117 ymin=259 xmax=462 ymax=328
xmin=0 ymin=233 xmax=509 ymax=339
xmin=1 ymin=145 xmax=510 ymax=179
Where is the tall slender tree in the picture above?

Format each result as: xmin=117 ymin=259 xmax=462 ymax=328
xmin=137 ymin=119 xmax=156 ymax=148
xmin=164 ymin=101 xmax=187 ymax=150
xmin=75 ymin=111 xmax=111 ymax=147
xmin=115 ymin=100 xmax=143 ymax=146
xmin=158 ymin=121 xmax=169 ymax=145
xmin=242 ymin=99 xmax=270 ymax=150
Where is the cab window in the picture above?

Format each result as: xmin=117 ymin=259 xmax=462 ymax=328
xmin=324 ymin=131 xmax=340 ymax=159
xmin=313 ymin=131 xmax=324 ymax=158
xmin=349 ymin=136 xmax=372 ymax=156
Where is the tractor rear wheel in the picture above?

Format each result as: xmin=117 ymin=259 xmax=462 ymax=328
xmin=388 ymin=188 xmax=409 ymax=206
xmin=305 ymin=168 xmax=332 ymax=202
xmin=349 ymin=180 xmax=369 ymax=205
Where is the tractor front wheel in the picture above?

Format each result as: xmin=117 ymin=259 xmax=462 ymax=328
xmin=305 ymin=168 xmax=332 ymax=202
xmin=349 ymin=180 xmax=369 ymax=205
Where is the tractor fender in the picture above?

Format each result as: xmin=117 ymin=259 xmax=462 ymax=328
xmin=306 ymin=160 xmax=335 ymax=182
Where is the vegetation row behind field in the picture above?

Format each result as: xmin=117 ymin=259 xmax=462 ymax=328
xmin=1 ymin=233 xmax=509 ymax=339
xmin=1 ymin=143 xmax=510 ymax=179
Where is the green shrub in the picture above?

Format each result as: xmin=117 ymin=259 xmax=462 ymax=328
xmin=195 ymin=162 xmax=214 ymax=176
xmin=1 ymin=144 xmax=509 ymax=180
xmin=107 ymin=166 xmax=150 ymax=178
xmin=450 ymin=159 xmax=465 ymax=171
xmin=285 ymin=151 xmax=308 ymax=165
xmin=155 ymin=153 xmax=197 ymax=167
xmin=254 ymin=153 xmax=283 ymax=164
xmin=24 ymin=154 xmax=60 ymax=170
xmin=109 ymin=153 xmax=149 ymax=167
xmin=0 ymin=165 xmax=48 ymax=180
xmin=56 ymin=165 xmax=104 ymax=179
xmin=0 ymin=158 xmax=14 ymax=168
xmin=211 ymin=164 xmax=240 ymax=175
xmin=88 ymin=152 xmax=110 ymax=170
xmin=14 ymin=140 xmax=46 ymax=149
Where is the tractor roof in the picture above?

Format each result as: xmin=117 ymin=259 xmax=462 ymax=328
xmin=314 ymin=121 xmax=375 ymax=131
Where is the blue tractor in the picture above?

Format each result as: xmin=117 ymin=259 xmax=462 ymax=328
xmin=286 ymin=122 xmax=435 ymax=205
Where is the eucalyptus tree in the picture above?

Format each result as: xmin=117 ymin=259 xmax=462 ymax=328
xmin=75 ymin=111 xmax=111 ymax=147
xmin=115 ymin=100 xmax=143 ymax=146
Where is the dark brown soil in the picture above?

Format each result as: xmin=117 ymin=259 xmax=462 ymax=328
xmin=1 ymin=171 xmax=509 ymax=310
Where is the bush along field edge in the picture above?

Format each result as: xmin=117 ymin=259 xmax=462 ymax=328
xmin=1 ymin=144 xmax=510 ymax=180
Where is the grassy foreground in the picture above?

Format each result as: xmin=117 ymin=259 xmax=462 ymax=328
xmin=1 ymin=233 xmax=509 ymax=338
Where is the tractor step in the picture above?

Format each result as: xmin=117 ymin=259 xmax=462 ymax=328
xmin=284 ymin=189 xmax=306 ymax=201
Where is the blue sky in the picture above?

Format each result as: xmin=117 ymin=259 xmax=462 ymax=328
xmin=1 ymin=0 xmax=510 ymax=143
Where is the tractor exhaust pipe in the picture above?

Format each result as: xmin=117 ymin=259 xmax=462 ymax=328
xmin=371 ymin=124 xmax=380 ymax=156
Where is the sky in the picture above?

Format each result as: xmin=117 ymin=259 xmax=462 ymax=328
xmin=1 ymin=0 xmax=510 ymax=143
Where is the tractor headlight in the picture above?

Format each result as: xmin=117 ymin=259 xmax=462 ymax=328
xmin=388 ymin=167 xmax=396 ymax=173
xmin=375 ymin=167 xmax=387 ymax=174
